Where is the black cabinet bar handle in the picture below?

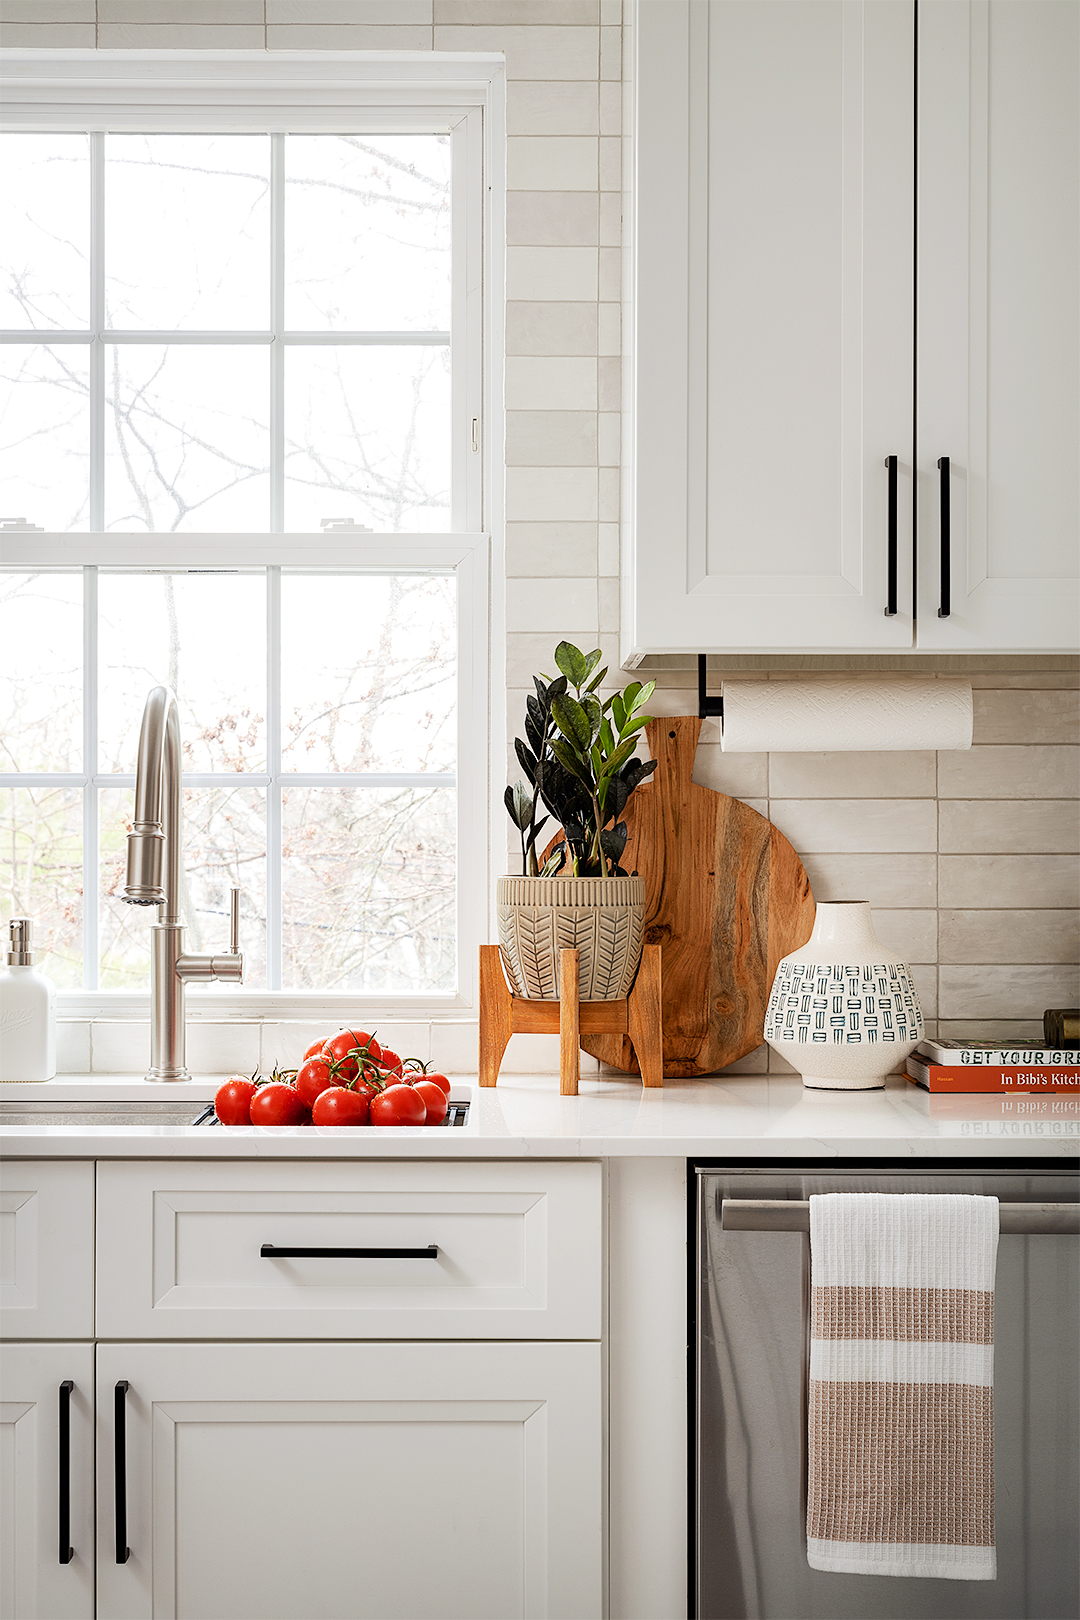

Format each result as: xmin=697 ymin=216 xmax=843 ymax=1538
xmin=58 ymin=1381 xmax=73 ymax=1564
xmin=937 ymin=455 xmax=951 ymax=617
xmin=884 ymin=455 xmax=898 ymax=616
xmin=260 ymin=1243 xmax=439 ymax=1259
xmin=114 ymin=1382 xmax=130 ymax=1565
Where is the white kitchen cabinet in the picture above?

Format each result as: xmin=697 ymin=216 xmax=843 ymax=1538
xmin=916 ymin=0 xmax=1080 ymax=650
xmin=0 ymin=1155 xmax=604 ymax=1620
xmin=95 ymin=1340 xmax=602 ymax=1620
xmin=625 ymin=0 xmax=916 ymax=658
xmin=0 ymin=1161 xmax=94 ymax=1339
xmin=0 ymin=1343 xmax=95 ymax=1620
xmin=623 ymin=0 xmax=1078 ymax=660
xmin=96 ymin=1159 xmax=601 ymax=1340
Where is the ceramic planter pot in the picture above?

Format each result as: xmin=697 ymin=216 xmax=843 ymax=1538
xmin=763 ymin=900 xmax=923 ymax=1090
xmin=497 ymin=875 xmax=647 ymax=1001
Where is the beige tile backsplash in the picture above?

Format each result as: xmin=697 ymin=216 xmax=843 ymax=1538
xmin=12 ymin=0 xmax=1078 ymax=1072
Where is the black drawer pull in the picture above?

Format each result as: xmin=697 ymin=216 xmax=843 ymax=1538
xmin=937 ymin=455 xmax=951 ymax=616
xmin=58 ymin=1381 xmax=73 ymax=1564
xmin=884 ymin=454 xmax=898 ymax=616
xmin=114 ymin=1382 xmax=130 ymax=1565
xmin=260 ymin=1243 xmax=439 ymax=1260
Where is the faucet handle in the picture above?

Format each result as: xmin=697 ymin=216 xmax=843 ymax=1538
xmin=175 ymin=886 xmax=244 ymax=987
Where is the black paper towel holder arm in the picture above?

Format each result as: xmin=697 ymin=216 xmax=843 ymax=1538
xmin=698 ymin=655 xmax=724 ymax=721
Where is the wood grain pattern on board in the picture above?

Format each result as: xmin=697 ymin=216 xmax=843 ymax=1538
xmin=581 ymin=715 xmax=816 ymax=1077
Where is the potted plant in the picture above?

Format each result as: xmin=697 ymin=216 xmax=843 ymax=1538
xmin=498 ymin=641 xmax=657 ymax=1001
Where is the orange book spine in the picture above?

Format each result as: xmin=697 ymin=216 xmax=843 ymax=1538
xmin=907 ymin=1064 xmax=1080 ymax=1093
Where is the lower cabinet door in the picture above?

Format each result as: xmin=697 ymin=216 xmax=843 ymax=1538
xmin=0 ymin=1343 xmax=95 ymax=1620
xmin=96 ymin=1340 xmax=602 ymax=1620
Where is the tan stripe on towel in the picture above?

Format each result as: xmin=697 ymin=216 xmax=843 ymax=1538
xmin=812 ymin=1285 xmax=994 ymax=1344
xmin=807 ymin=1379 xmax=994 ymax=1545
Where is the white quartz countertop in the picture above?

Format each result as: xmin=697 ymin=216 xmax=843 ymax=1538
xmin=1 ymin=1072 xmax=1077 ymax=1159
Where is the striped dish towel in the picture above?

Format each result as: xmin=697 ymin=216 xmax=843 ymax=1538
xmin=806 ymin=1192 xmax=999 ymax=1580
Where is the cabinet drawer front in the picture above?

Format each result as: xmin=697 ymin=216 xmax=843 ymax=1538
xmin=96 ymin=1161 xmax=601 ymax=1339
xmin=0 ymin=1162 xmax=94 ymax=1340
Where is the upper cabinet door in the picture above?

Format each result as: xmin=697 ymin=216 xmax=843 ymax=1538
xmin=917 ymin=0 xmax=1080 ymax=651
xmin=625 ymin=0 xmax=915 ymax=660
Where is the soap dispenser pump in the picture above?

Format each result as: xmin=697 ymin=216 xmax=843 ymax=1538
xmin=0 ymin=917 xmax=56 ymax=1081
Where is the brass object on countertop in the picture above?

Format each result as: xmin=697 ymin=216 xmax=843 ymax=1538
xmin=1044 ymin=1008 xmax=1080 ymax=1048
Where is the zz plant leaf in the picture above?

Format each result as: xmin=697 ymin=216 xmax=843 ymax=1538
xmin=505 ymin=639 xmax=658 ymax=878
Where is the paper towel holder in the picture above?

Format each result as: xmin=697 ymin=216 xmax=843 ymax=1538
xmin=698 ymin=655 xmax=724 ymax=720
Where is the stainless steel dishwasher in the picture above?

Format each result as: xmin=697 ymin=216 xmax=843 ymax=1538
xmin=693 ymin=1164 xmax=1079 ymax=1620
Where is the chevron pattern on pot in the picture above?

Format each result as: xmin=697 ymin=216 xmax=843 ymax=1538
xmin=497 ymin=876 xmax=646 ymax=1002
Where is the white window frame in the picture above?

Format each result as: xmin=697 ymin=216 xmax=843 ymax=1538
xmin=0 ymin=50 xmax=507 ymax=1020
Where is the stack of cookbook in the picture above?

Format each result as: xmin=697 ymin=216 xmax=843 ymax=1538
xmin=906 ymin=1037 xmax=1080 ymax=1092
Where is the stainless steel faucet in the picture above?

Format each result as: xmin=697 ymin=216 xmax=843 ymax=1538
xmin=122 ymin=686 xmax=243 ymax=1081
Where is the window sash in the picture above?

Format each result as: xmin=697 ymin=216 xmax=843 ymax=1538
xmin=1 ymin=532 xmax=490 ymax=1016
xmin=1 ymin=118 xmax=479 ymax=533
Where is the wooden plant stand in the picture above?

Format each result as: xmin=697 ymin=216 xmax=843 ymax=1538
xmin=478 ymin=943 xmax=663 ymax=1095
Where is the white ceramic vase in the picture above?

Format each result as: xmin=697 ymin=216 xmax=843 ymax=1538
xmin=763 ymin=900 xmax=923 ymax=1090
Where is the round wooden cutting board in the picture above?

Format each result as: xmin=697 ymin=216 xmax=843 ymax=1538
xmin=582 ymin=714 xmax=816 ymax=1077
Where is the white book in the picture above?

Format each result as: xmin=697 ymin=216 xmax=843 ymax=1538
xmin=917 ymin=1038 xmax=1076 ymax=1067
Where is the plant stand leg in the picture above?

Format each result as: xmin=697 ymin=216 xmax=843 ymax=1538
xmin=478 ymin=945 xmax=513 ymax=1087
xmin=559 ymin=947 xmax=581 ymax=1096
xmin=628 ymin=942 xmax=664 ymax=1088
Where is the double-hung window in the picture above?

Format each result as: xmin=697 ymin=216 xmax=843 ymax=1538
xmin=0 ymin=52 xmax=500 ymax=1016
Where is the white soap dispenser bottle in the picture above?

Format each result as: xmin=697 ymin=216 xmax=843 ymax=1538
xmin=0 ymin=917 xmax=56 ymax=1081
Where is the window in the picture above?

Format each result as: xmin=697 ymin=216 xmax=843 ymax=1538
xmin=0 ymin=53 xmax=501 ymax=1014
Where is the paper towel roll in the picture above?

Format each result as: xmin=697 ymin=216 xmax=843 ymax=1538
xmin=719 ymin=678 xmax=973 ymax=752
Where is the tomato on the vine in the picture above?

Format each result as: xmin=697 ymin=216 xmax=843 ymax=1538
xmin=214 ymin=1074 xmax=258 ymax=1125
xmin=249 ymin=1082 xmax=308 ymax=1127
xmin=295 ymin=1054 xmax=338 ymax=1109
xmin=412 ymin=1080 xmax=448 ymax=1124
xmin=370 ymin=1086 xmax=427 ymax=1127
xmin=377 ymin=1047 xmax=404 ymax=1077
xmin=311 ymin=1086 xmax=370 ymax=1127
xmin=403 ymin=1061 xmax=451 ymax=1097
xmin=322 ymin=1028 xmax=380 ymax=1081
xmin=302 ymin=1037 xmax=327 ymax=1062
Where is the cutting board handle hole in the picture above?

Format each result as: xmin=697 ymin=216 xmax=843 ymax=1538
xmin=668 ymin=729 xmax=676 ymax=738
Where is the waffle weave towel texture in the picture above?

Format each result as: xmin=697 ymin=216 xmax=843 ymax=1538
xmin=806 ymin=1192 xmax=999 ymax=1580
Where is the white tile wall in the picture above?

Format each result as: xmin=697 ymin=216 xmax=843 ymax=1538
xmin=938 ymin=799 xmax=1079 ymax=854
xmin=28 ymin=2 xmax=1079 ymax=1080
xmin=0 ymin=20 xmax=96 ymax=40
xmin=3 ymin=0 xmax=94 ymax=16
xmin=507 ymin=135 xmax=598 ymax=190
xmin=506 ymin=245 xmax=598 ymax=300
xmin=98 ymin=22 xmax=267 ymax=46
xmin=505 ymin=466 xmax=597 ymax=522
xmin=505 ymin=355 xmax=597 ymax=409
xmin=99 ymin=0 xmax=262 ymax=19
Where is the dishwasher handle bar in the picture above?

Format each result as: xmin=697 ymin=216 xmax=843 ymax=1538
xmin=720 ymin=1198 xmax=1079 ymax=1236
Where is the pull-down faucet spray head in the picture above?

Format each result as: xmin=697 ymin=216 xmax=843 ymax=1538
xmin=121 ymin=685 xmax=179 ymax=914
xmin=123 ymin=825 xmax=166 ymax=905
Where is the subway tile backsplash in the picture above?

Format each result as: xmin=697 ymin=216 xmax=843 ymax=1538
xmin=25 ymin=0 xmax=1078 ymax=1076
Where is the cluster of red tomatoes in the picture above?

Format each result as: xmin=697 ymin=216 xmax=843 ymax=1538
xmin=213 ymin=1028 xmax=452 ymax=1128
